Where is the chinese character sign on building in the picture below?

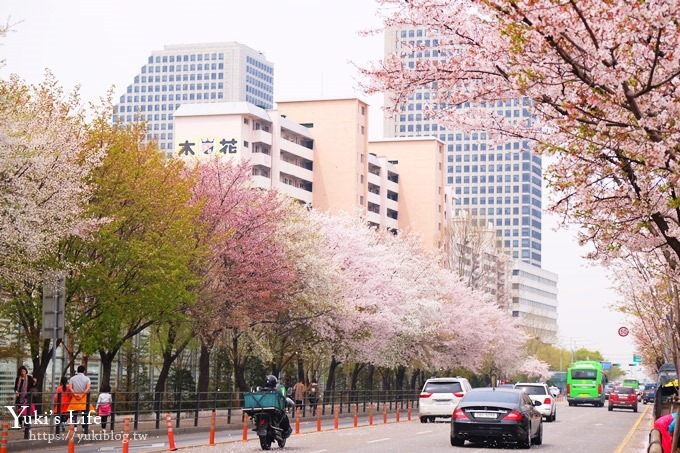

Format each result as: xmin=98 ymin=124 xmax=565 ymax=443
xmin=178 ymin=137 xmax=239 ymax=157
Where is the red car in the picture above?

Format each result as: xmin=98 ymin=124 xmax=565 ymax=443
xmin=608 ymin=386 xmax=638 ymax=412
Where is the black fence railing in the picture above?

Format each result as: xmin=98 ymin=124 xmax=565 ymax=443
xmin=7 ymin=389 xmax=420 ymax=440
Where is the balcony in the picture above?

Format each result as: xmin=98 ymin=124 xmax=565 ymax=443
xmin=277 ymin=184 xmax=313 ymax=204
xmin=367 ymin=172 xmax=381 ymax=186
xmin=250 ymin=129 xmax=273 ymax=145
xmin=366 ymin=211 xmax=381 ymax=225
xmin=249 ymin=152 xmax=272 ymax=168
xmin=251 ymin=175 xmax=271 ymax=190
xmin=367 ymin=192 xmax=381 ymax=205
xmin=280 ymin=138 xmax=313 ymax=161
xmin=278 ymin=161 xmax=313 ymax=182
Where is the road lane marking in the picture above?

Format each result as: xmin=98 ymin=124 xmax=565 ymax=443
xmin=367 ymin=437 xmax=391 ymax=444
xmin=614 ymin=404 xmax=650 ymax=453
xmin=416 ymin=430 xmax=433 ymax=434
xmin=309 ymin=450 xmax=328 ymax=453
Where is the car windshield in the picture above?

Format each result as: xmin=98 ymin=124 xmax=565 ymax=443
xmin=615 ymin=387 xmax=634 ymax=394
xmin=515 ymin=385 xmax=547 ymax=395
xmin=645 ymin=384 xmax=656 ymax=390
xmin=423 ymin=381 xmax=462 ymax=393
xmin=463 ymin=390 xmax=519 ymax=403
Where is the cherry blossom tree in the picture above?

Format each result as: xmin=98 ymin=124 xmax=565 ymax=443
xmin=188 ymin=157 xmax=298 ymax=394
xmin=362 ymin=0 xmax=680 ymax=380
xmin=0 ymin=72 xmax=102 ymax=283
xmin=304 ymin=210 xmax=527 ymax=390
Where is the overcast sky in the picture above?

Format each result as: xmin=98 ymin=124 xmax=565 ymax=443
xmin=1 ymin=0 xmax=638 ymax=367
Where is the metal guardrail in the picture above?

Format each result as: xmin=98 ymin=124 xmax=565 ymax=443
xmin=7 ymin=389 xmax=419 ymax=439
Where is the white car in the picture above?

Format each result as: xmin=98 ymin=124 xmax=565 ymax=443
xmin=418 ymin=377 xmax=472 ymax=423
xmin=514 ymin=382 xmax=557 ymax=422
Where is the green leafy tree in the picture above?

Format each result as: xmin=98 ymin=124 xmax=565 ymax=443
xmin=62 ymin=115 xmax=202 ymax=387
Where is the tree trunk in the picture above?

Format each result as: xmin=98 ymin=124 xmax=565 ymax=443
xmin=367 ymin=364 xmax=375 ymax=391
xmin=410 ymin=368 xmax=420 ymax=390
xmin=395 ymin=366 xmax=406 ymax=390
xmin=297 ymin=356 xmax=305 ymax=382
xmin=98 ymin=351 xmax=115 ymax=389
xmin=324 ymin=356 xmax=341 ymax=400
xmin=350 ymin=363 xmax=364 ymax=391
xmin=196 ymin=341 xmax=212 ymax=394
xmin=154 ymin=325 xmax=191 ymax=396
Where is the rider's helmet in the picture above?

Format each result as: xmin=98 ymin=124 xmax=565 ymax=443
xmin=265 ymin=375 xmax=278 ymax=389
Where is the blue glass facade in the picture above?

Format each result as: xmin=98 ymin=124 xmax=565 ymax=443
xmin=113 ymin=43 xmax=273 ymax=156
xmin=387 ymin=29 xmax=543 ymax=266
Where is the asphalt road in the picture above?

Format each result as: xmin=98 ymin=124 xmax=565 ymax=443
xmin=16 ymin=400 xmax=654 ymax=452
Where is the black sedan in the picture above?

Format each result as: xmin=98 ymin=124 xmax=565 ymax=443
xmin=450 ymin=387 xmax=543 ymax=448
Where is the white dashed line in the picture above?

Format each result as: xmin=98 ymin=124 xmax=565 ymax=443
xmin=367 ymin=437 xmax=391 ymax=444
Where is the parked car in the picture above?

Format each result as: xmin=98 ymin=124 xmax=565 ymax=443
xmin=608 ymin=386 xmax=638 ymax=412
xmin=642 ymin=384 xmax=657 ymax=404
xmin=419 ymin=376 xmax=472 ymax=423
xmin=450 ymin=387 xmax=543 ymax=448
xmin=514 ymin=382 xmax=557 ymax=422
xmin=604 ymin=384 xmax=615 ymax=400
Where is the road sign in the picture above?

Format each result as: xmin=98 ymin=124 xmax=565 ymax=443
xmin=42 ymin=274 xmax=65 ymax=339
xmin=633 ymin=354 xmax=641 ymax=363
xmin=617 ymin=326 xmax=629 ymax=337
xmin=601 ymin=361 xmax=612 ymax=370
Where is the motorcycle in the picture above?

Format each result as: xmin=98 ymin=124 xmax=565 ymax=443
xmin=244 ymin=390 xmax=291 ymax=450
xmin=252 ymin=407 xmax=288 ymax=450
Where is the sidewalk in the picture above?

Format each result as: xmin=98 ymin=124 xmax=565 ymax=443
xmin=5 ymin=405 xmax=396 ymax=451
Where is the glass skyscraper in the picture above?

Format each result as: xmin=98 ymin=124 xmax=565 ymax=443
xmin=113 ymin=42 xmax=274 ymax=157
xmin=384 ymin=28 xmax=542 ymax=266
xmin=384 ymin=27 xmax=557 ymax=341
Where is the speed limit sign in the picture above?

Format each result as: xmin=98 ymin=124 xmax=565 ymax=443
xmin=618 ymin=326 xmax=629 ymax=337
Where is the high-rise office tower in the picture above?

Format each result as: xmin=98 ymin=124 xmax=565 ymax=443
xmin=384 ymin=27 xmax=558 ymax=341
xmin=113 ymin=42 xmax=274 ymax=157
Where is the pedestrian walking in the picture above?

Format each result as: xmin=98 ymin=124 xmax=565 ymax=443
xmin=13 ymin=366 xmax=32 ymax=428
xmin=293 ymin=379 xmax=306 ymax=411
xmin=95 ymin=384 xmax=112 ymax=432
xmin=308 ymin=378 xmax=319 ymax=416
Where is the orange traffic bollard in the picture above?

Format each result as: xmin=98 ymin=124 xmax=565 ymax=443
xmin=383 ymin=404 xmax=388 ymax=424
xmin=0 ymin=423 xmax=8 ymax=453
xmin=209 ymin=410 xmax=216 ymax=446
xmin=165 ymin=413 xmax=177 ymax=451
xmin=68 ymin=423 xmax=76 ymax=453
xmin=407 ymin=406 xmax=412 ymax=421
xmin=333 ymin=408 xmax=339 ymax=430
xmin=369 ymin=403 xmax=374 ymax=426
xmin=396 ymin=406 xmax=400 ymax=423
xmin=295 ymin=410 xmax=301 ymax=435
xmin=353 ymin=404 xmax=358 ymax=428
xmin=122 ymin=418 xmax=130 ymax=453
xmin=242 ymin=412 xmax=248 ymax=441
xmin=316 ymin=409 xmax=321 ymax=432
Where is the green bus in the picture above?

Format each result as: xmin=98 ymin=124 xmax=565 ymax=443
xmin=567 ymin=360 xmax=608 ymax=407
xmin=622 ymin=378 xmax=640 ymax=390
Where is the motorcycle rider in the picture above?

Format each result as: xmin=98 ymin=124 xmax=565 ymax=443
xmin=264 ymin=375 xmax=292 ymax=438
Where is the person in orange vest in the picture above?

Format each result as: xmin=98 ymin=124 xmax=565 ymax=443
xmin=68 ymin=365 xmax=91 ymax=430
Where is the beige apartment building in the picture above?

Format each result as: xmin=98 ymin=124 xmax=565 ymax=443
xmin=173 ymin=97 xmax=447 ymax=251
xmin=368 ymin=137 xmax=447 ymax=250
xmin=278 ymin=98 xmax=446 ymax=250
xmin=174 ymin=102 xmax=314 ymax=204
